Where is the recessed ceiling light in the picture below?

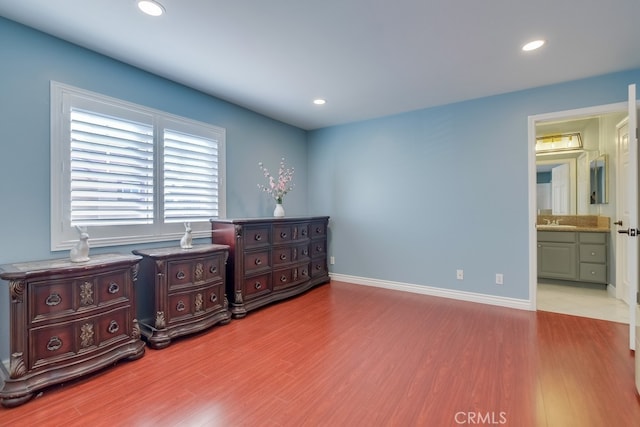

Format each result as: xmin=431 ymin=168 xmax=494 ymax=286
xmin=522 ymin=39 xmax=545 ymax=52
xmin=313 ymin=99 xmax=326 ymax=105
xmin=138 ymin=0 xmax=165 ymax=17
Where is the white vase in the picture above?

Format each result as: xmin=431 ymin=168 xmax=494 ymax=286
xmin=274 ymin=203 xmax=285 ymax=217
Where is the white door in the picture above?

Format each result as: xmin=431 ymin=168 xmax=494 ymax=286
xmin=551 ymin=163 xmax=570 ymax=214
xmin=616 ymin=120 xmax=630 ymax=303
xmin=621 ymin=84 xmax=639 ymax=393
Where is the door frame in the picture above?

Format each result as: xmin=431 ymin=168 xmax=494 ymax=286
xmin=528 ymin=101 xmax=628 ymax=311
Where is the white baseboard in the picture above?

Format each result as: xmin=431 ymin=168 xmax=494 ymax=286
xmin=329 ymin=273 xmax=534 ymax=311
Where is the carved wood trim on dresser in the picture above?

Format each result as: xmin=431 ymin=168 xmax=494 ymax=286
xmin=132 ymin=244 xmax=231 ymax=349
xmin=0 ymin=254 xmax=145 ymax=407
xmin=210 ymin=216 xmax=330 ymax=318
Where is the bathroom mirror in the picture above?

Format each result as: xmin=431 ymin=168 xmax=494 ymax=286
xmin=536 ymin=157 xmax=577 ymax=214
xmin=589 ymin=154 xmax=608 ymax=204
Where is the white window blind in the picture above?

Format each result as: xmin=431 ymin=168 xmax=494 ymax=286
xmin=163 ymin=129 xmax=219 ymax=222
xmin=51 ymin=82 xmax=226 ymax=251
xmin=70 ymin=108 xmax=154 ymax=226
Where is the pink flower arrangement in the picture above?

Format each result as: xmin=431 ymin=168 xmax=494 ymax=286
xmin=258 ymin=158 xmax=294 ymax=204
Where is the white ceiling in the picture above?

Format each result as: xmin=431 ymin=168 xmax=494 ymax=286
xmin=1 ymin=0 xmax=640 ymax=130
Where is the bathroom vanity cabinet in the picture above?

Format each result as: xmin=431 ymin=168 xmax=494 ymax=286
xmin=537 ymin=231 xmax=608 ymax=284
xmin=0 ymin=254 xmax=145 ymax=407
xmin=210 ymin=216 xmax=330 ymax=318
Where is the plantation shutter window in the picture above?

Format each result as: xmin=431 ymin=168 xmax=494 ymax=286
xmin=51 ymin=82 xmax=226 ymax=250
xmin=70 ymin=108 xmax=154 ymax=226
xmin=163 ymin=129 xmax=219 ymax=222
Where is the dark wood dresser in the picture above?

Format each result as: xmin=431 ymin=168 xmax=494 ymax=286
xmin=132 ymin=244 xmax=231 ymax=349
xmin=0 ymin=254 xmax=145 ymax=407
xmin=210 ymin=216 xmax=330 ymax=318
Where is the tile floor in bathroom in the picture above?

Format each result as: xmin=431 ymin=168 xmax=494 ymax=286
xmin=537 ymin=281 xmax=630 ymax=324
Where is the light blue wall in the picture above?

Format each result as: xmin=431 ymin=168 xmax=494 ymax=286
xmin=0 ymin=17 xmax=308 ymax=363
xmin=1 ymin=15 xmax=640 ymax=365
xmin=308 ymin=69 xmax=640 ymax=300
xmin=0 ymin=16 xmax=309 ymax=263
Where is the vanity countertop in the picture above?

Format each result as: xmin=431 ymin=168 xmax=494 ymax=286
xmin=536 ymin=215 xmax=610 ymax=233
xmin=536 ymin=225 xmax=610 ymax=232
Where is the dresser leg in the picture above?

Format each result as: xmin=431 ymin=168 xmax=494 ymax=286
xmin=230 ymin=304 xmax=247 ymax=318
xmin=0 ymin=392 xmax=34 ymax=408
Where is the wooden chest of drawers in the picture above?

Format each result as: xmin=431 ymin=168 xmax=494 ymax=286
xmin=132 ymin=244 xmax=231 ymax=349
xmin=0 ymin=254 xmax=145 ymax=407
xmin=210 ymin=216 xmax=330 ymax=318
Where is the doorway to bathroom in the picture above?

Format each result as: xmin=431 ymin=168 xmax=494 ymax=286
xmin=529 ymin=103 xmax=628 ymax=324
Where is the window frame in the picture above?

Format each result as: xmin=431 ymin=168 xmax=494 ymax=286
xmin=50 ymin=81 xmax=226 ymax=251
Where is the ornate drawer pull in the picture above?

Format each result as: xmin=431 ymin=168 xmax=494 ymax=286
xmin=108 ymin=282 xmax=120 ymax=294
xmin=210 ymin=293 xmax=217 ymax=303
xmin=280 ymin=232 xmax=287 ymax=238
xmin=255 ymin=258 xmax=262 ymax=265
xmin=47 ymin=336 xmax=62 ymax=351
xmin=254 ymin=282 xmax=262 ymax=290
xmin=108 ymin=320 xmax=119 ymax=334
xmin=303 ymin=249 xmax=308 ymax=256
xmin=209 ymin=265 xmax=217 ymax=273
xmin=315 ymin=227 xmax=321 ymax=234
xmin=280 ymin=254 xmax=287 ymax=260
xmin=316 ymin=245 xmax=323 ymax=252
xmin=45 ymin=293 xmax=62 ymax=306
xmin=176 ymin=300 xmax=186 ymax=311
xmin=302 ymin=229 xmax=307 ymax=236
xmin=255 ymin=233 xmax=262 ymax=241
xmin=176 ymin=271 xmax=186 ymax=280
xmin=315 ymin=264 xmax=322 ymax=270
xmin=280 ymin=275 xmax=287 ymax=283
xmin=302 ymin=269 xmax=308 ymax=276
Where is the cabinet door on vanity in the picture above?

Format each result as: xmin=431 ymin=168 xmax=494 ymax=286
xmin=537 ymin=231 xmax=578 ymax=280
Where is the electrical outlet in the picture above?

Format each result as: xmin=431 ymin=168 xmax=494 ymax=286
xmin=456 ymin=269 xmax=464 ymax=280
xmin=496 ymin=273 xmax=504 ymax=285
xmin=330 ymin=256 xmax=335 ymax=265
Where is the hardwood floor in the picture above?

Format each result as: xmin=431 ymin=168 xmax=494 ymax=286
xmin=1 ymin=280 xmax=639 ymax=426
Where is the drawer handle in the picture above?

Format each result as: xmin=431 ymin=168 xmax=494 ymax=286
xmin=302 ymin=229 xmax=307 ymax=236
xmin=315 ymin=227 xmax=321 ymax=234
xmin=303 ymin=249 xmax=308 ymax=256
xmin=108 ymin=320 xmax=119 ymax=334
xmin=280 ymin=232 xmax=287 ymax=238
xmin=209 ymin=265 xmax=217 ymax=273
xmin=316 ymin=264 xmax=322 ymax=270
xmin=254 ymin=282 xmax=262 ymax=290
xmin=47 ymin=336 xmax=62 ymax=352
xmin=591 ymin=252 xmax=596 ymax=256
xmin=45 ymin=293 xmax=62 ymax=306
xmin=591 ymin=271 xmax=596 ymax=275
xmin=108 ymin=282 xmax=120 ymax=294
xmin=302 ymin=269 xmax=308 ymax=276
xmin=280 ymin=253 xmax=287 ymax=260
xmin=255 ymin=258 xmax=262 ymax=265
xmin=316 ymin=245 xmax=323 ymax=253
xmin=280 ymin=275 xmax=287 ymax=283
xmin=255 ymin=233 xmax=262 ymax=241
xmin=176 ymin=300 xmax=186 ymax=311
xmin=210 ymin=293 xmax=217 ymax=303
xmin=176 ymin=271 xmax=186 ymax=280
